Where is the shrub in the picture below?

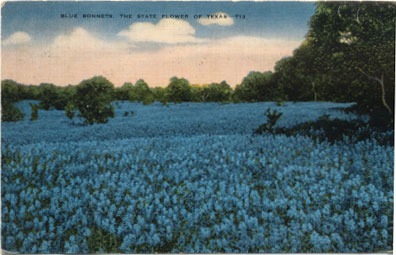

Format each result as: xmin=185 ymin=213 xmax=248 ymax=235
xmin=29 ymin=103 xmax=40 ymax=121
xmin=65 ymin=103 xmax=75 ymax=120
xmin=2 ymin=102 xmax=24 ymax=122
xmin=2 ymin=80 xmax=24 ymax=122
xmin=254 ymin=108 xmax=283 ymax=134
xmin=73 ymin=76 xmax=115 ymax=125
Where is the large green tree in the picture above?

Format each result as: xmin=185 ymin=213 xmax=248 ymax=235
xmin=274 ymin=45 xmax=317 ymax=102
xmin=73 ymin=76 xmax=115 ymax=124
xmin=308 ymin=2 xmax=395 ymax=116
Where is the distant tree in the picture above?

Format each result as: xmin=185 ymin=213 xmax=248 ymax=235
xmin=152 ymin=87 xmax=168 ymax=105
xmin=129 ymin=79 xmax=154 ymax=105
xmin=166 ymin=77 xmax=192 ymax=103
xmin=73 ymin=76 xmax=115 ymax=124
xmin=2 ymin=80 xmax=22 ymax=102
xmin=37 ymin=84 xmax=76 ymax=110
xmin=38 ymin=83 xmax=59 ymax=110
xmin=1 ymin=80 xmax=24 ymax=122
xmin=114 ymin=82 xmax=132 ymax=101
xmin=190 ymin=84 xmax=205 ymax=102
xmin=234 ymin=71 xmax=277 ymax=102
xmin=203 ymin=81 xmax=233 ymax=102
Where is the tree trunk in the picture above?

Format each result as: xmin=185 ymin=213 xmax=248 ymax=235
xmin=311 ymin=81 xmax=318 ymax=101
xmin=359 ymin=69 xmax=392 ymax=115
xmin=378 ymin=73 xmax=392 ymax=115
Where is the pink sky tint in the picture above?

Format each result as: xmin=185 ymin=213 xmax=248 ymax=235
xmin=2 ymin=32 xmax=301 ymax=87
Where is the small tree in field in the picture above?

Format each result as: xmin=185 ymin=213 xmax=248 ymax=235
xmin=65 ymin=103 xmax=75 ymax=120
xmin=73 ymin=76 xmax=115 ymax=125
xmin=29 ymin=103 xmax=40 ymax=121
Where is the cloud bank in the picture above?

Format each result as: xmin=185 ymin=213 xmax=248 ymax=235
xmin=3 ymin=31 xmax=31 ymax=45
xmin=118 ymin=19 xmax=206 ymax=44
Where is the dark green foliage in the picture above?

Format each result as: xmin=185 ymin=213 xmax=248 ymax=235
xmin=38 ymin=84 xmax=58 ymax=110
xmin=74 ymin=76 xmax=115 ymax=125
xmin=129 ymin=79 xmax=155 ymax=105
xmin=254 ymin=108 xmax=283 ymax=134
xmin=307 ymin=2 xmax=395 ymax=120
xmin=29 ymin=103 xmax=40 ymax=121
xmin=1 ymin=80 xmax=25 ymax=122
xmin=87 ymin=227 xmax=120 ymax=253
xmin=2 ymin=102 xmax=24 ymax=122
xmin=234 ymin=71 xmax=278 ymax=102
xmin=273 ymin=47 xmax=319 ymax=101
xmin=197 ymin=81 xmax=233 ymax=102
xmin=255 ymin=115 xmax=393 ymax=146
xmin=65 ymin=103 xmax=75 ymax=120
xmin=114 ymin=82 xmax=133 ymax=101
xmin=151 ymin=87 xmax=168 ymax=104
xmin=2 ymin=80 xmax=22 ymax=103
xmin=38 ymin=83 xmax=75 ymax=110
xmin=166 ymin=77 xmax=192 ymax=103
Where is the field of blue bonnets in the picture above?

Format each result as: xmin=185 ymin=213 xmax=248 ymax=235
xmin=1 ymin=101 xmax=393 ymax=253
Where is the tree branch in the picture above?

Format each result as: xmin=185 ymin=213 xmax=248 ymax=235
xmin=357 ymin=68 xmax=382 ymax=83
xmin=358 ymin=68 xmax=392 ymax=115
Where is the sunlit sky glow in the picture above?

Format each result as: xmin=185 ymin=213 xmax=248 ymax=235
xmin=2 ymin=1 xmax=315 ymax=87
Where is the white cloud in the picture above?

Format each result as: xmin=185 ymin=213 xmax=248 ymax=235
xmin=3 ymin=31 xmax=31 ymax=45
xmin=198 ymin=12 xmax=234 ymax=26
xmin=51 ymin=27 xmax=128 ymax=54
xmin=117 ymin=18 xmax=206 ymax=44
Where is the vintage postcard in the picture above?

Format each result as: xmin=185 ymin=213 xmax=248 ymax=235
xmin=1 ymin=1 xmax=394 ymax=253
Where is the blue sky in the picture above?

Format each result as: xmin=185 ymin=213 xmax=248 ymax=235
xmin=2 ymin=1 xmax=316 ymax=86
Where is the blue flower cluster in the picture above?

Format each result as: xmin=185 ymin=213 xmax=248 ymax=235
xmin=3 ymin=101 xmax=361 ymax=145
xmin=2 ymin=101 xmax=393 ymax=253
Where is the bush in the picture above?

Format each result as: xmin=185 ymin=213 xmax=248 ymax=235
xmin=2 ymin=102 xmax=24 ymax=122
xmin=29 ymin=103 xmax=40 ymax=121
xmin=73 ymin=76 xmax=115 ymax=125
xmin=1 ymin=80 xmax=24 ymax=122
xmin=254 ymin=108 xmax=283 ymax=134
xmin=65 ymin=103 xmax=75 ymax=120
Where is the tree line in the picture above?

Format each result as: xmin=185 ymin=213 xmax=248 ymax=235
xmin=2 ymin=2 xmax=394 ymax=125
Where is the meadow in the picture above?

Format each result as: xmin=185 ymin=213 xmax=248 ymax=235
xmin=1 ymin=101 xmax=393 ymax=253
